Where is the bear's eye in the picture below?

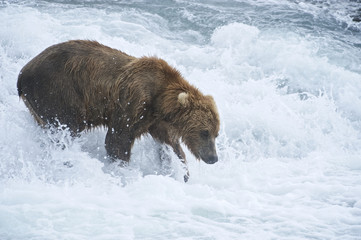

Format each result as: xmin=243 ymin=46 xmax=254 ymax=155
xmin=200 ymin=130 xmax=209 ymax=139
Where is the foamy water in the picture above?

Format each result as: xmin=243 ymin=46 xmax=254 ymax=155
xmin=1 ymin=1 xmax=361 ymax=239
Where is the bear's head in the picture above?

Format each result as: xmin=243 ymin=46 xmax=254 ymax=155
xmin=176 ymin=92 xmax=220 ymax=164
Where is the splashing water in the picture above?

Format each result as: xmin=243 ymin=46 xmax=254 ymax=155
xmin=1 ymin=0 xmax=361 ymax=239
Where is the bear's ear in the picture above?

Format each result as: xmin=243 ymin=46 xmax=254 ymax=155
xmin=178 ymin=92 xmax=189 ymax=107
xmin=205 ymin=95 xmax=215 ymax=102
xmin=205 ymin=95 xmax=218 ymax=111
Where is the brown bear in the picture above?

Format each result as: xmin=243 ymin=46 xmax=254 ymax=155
xmin=17 ymin=40 xmax=220 ymax=181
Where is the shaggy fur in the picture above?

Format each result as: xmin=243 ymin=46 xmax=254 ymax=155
xmin=17 ymin=40 xmax=220 ymax=180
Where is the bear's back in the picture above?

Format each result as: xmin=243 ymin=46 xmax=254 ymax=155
xmin=17 ymin=40 xmax=136 ymax=132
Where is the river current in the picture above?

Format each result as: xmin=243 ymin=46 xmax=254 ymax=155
xmin=1 ymin=1 xmax=361 ymax=239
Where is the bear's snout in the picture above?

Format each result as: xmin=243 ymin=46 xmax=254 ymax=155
xmin=204 ymin=155 xmax=218 ymax=164
xmin=197 ymin=138 xmax=218 ymax=165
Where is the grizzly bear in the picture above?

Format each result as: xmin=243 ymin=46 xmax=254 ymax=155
xmin=17 ymin=40 xmax=220 ymax=181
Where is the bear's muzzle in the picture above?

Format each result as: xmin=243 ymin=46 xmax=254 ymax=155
xmin=204 ymin=155 xmax=218 ymax=164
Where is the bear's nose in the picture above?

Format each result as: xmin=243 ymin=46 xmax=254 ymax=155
xmin=205 ymin=155 xmax=218 ymax=164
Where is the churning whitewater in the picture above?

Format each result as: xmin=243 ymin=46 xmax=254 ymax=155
xmin=1 ymin=0 xmax=361 ymax=239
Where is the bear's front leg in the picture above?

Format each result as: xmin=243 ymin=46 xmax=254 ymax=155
xmin=105 ymin=126 xmax=134 ymax=162
xmin=171 ymin=140 xmax=190 ymax=182
xmin=149 ymin=122 xmax=190 ymax=182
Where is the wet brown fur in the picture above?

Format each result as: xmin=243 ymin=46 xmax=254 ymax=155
xmin=17 ymin=40 xmax=220 ymax=180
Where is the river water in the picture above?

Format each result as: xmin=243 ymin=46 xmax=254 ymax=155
xmin=1 ymin=0 xmax=361 ymax=239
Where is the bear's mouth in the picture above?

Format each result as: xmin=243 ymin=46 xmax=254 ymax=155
xmin=202 ymin=155 xmax=218 ymax=164
xmin=198 ymin=152 xmax=218 ymax=164
xmin=197 ymin=145 xmax=218 ymax=164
